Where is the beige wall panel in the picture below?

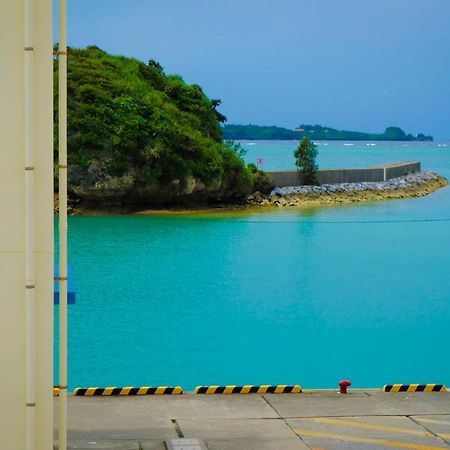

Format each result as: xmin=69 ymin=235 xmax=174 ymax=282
xmin=34 ymin=0 xmax=54 ymax=256
xmin=0 ymin=0 xmax=25 ymax=254
xmin=0 ymin=253 xmax=26 ymax=449
xmin=0 ymin=0 xmax=53 ymax=448
xmin=0 ymin=1 xmax=27 ymax=447
xmin=34 ymin=0 xmax=55 ymax=447
xmin=35 ymin=253 xmax=54 ymax=449
xmin=34 ymin=1 xmax=54 ymax=448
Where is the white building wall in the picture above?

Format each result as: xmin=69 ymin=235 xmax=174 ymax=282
xmin=0 ymin=1 xmax=54 ymax=448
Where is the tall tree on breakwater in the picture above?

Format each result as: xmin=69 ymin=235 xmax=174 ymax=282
xmin=294 ymin=137 xmax=318 ymax=185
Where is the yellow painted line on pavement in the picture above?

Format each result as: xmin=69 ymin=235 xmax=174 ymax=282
xmin=412 ymin=418 xmax=450 ymax=439
xmin=301 ymin=417 xmax=429 ymax=436
xmin=416 ymin=417 xmax=450 ymax=426
xmin=294 ymin=429 xmax=447 ymax=449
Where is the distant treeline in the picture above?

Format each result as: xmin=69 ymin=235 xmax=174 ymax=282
xmin=222 ymin=124 xmax=433 ymax=141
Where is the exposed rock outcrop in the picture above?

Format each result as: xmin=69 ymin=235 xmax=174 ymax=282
xmin=246 ymin=172 xmax=448 ymax=208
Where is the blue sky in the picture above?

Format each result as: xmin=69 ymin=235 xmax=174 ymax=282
xmin=54 ymin=0 xmax=450 ymax=138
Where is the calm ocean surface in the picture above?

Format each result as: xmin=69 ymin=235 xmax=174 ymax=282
xmin=56 ymin=140 xmax=450 ymax=390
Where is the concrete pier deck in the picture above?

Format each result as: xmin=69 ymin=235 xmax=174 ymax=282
xmin=54 ymin=390 xmax=450 ymax=449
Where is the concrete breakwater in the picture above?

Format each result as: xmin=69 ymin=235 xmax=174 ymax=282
xmin=268 ymin=161 xmax=421 ymax=186
xmin=247 ymin=171 xmax=448 ymax=207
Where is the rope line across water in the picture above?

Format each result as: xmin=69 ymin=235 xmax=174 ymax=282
xmin=190 ymin=218 xmax=450 ymax=225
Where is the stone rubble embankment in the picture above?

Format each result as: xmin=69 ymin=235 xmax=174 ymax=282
xmin=246 ymin=171 xmax=448 ymax=207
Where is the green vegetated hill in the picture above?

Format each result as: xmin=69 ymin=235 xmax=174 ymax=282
xmin=222 ymin=124 xmax=299 ymax=140
xmin=294 ymin=124 xmax=433 ymax=141
xmin=222 ymin=124 xmax=433 ymax=141
xmin=54 ymin=46 xmax=263 ymax=207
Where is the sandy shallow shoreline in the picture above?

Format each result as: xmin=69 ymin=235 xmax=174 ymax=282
xmin=61 ymin=172 xmax=448 ymax=216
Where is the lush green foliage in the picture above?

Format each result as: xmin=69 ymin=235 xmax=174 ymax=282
xmin=222 ymin=124 xmax=299 ymax=140
xmin=222 ymin=123 xmax=433 ymax=141
xmin=247 ymin=163 xmax=274 ymax=194
xmin=296 ymin=125 xmax=433 ymax=141
xmin=54 ymin=46 xmax=253 ymax=201
xmin=294 ymin=137 xmax=318 ymax=185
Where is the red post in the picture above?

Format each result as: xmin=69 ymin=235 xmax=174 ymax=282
xmin=339 ymin=380 xmax=351 ymax=394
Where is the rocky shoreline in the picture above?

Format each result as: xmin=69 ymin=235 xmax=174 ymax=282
xmin=58 ymin=171 xmax=448 ymax=215
xmin=246 ymin=171 xmax=448 ymax=208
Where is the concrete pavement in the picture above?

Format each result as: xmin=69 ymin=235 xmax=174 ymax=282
xmin=53 ymin=390 xmax=450 ymax=449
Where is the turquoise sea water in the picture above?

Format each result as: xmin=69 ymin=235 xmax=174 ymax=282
xmin=56 ymin=141 xmax=450 ymax=390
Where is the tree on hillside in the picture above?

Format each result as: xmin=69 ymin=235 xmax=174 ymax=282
xmin=294 ymin=137 xmax=318 ymax=185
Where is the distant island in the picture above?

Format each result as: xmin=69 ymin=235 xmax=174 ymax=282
xmin=222 ymin=124 xmax=433 ymax=141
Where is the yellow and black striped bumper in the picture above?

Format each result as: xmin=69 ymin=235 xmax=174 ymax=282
xmin=73 ymin=386 xmax=183 ymax=396
xmin=194 ymin=385 xmax=302 ymax=394
xmin=383 ymin=384 xmax=446 ymax=393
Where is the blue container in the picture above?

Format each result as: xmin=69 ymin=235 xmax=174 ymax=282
xmin=54 ymin=265 xmax=76 ymax=304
